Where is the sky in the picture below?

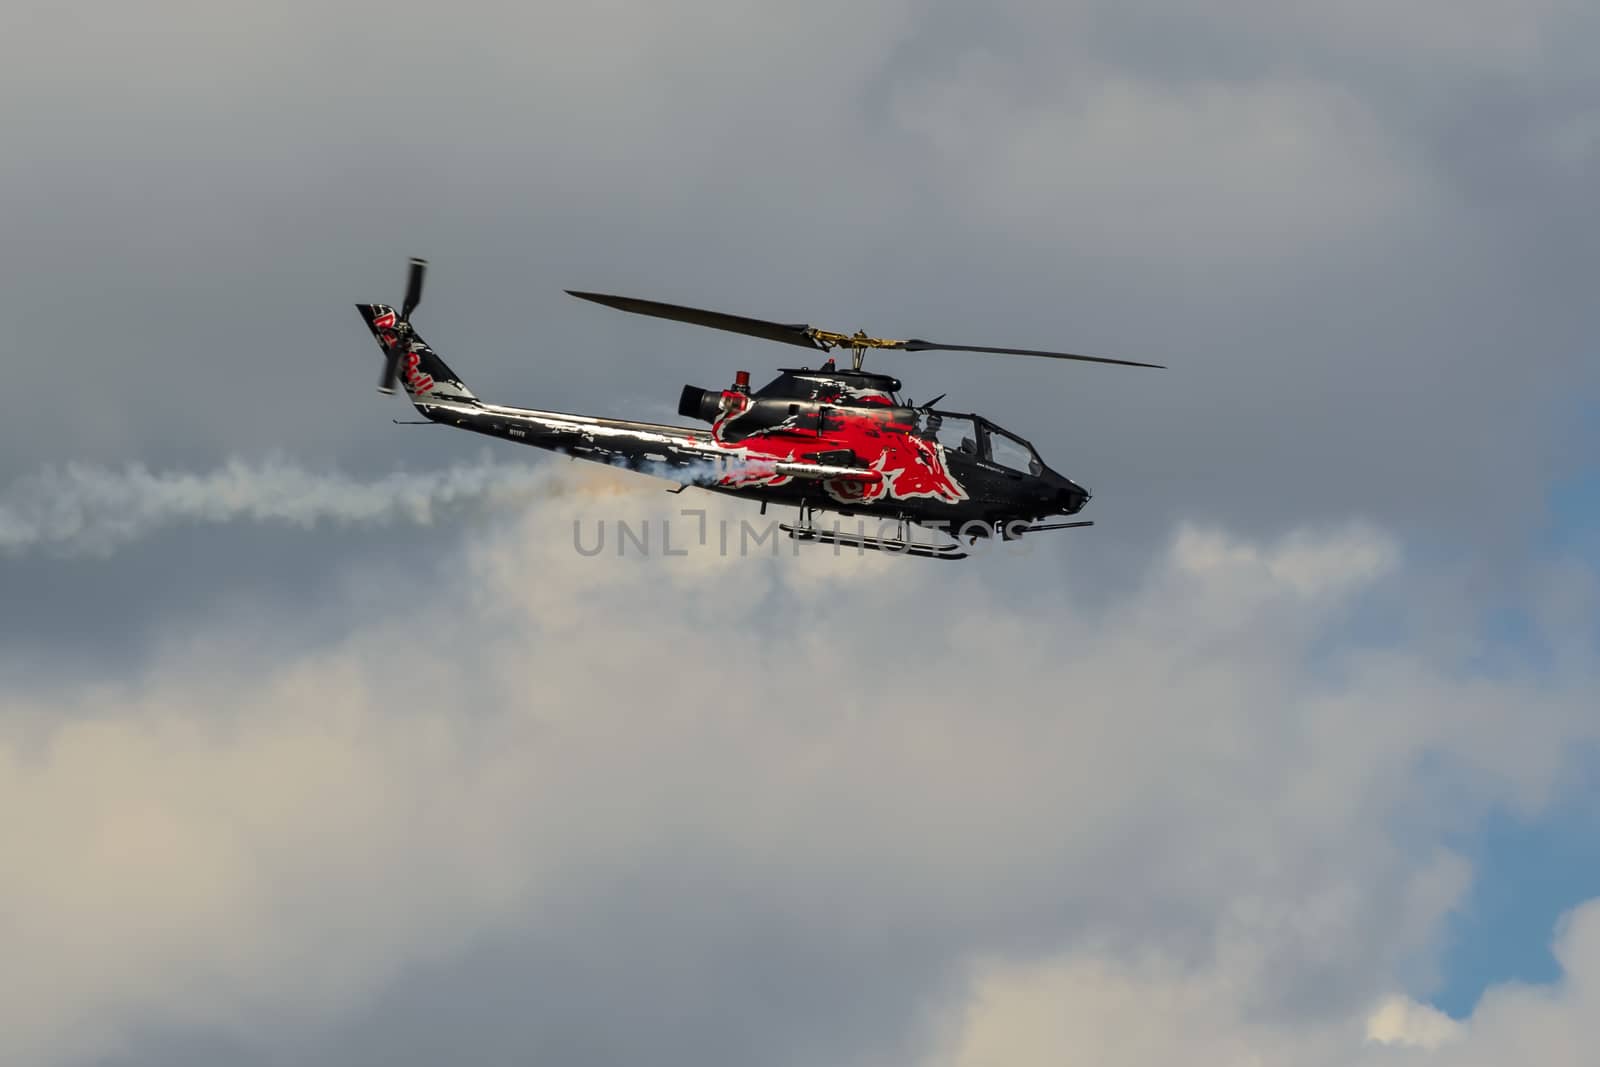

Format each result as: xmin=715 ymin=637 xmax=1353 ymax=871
xmin=1 ymin=1 xmax=1598 ymax=1064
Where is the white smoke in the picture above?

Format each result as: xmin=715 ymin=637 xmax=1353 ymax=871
xmin=620 ymin=453 xmax=780 ymax=487
xmin=0 ymin=443 xmax=854 ymax=559
xmin=0 ymin=454 xmax=571 ymax=558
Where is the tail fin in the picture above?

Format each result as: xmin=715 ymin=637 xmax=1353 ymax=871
xmin=355 ymin=303 xmax=478 ymax=404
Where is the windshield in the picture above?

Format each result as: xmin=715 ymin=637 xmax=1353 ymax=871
xmin=986 ymin=426 xmax=1044 ymax=475
xmin=924 ymin=413 xmax=982 ymax=458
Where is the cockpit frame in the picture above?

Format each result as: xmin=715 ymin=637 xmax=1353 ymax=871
xmin=921 ymin=408 xmax=1048 ymax=476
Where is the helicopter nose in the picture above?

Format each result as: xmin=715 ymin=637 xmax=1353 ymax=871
xmin=1053 ymin=478 xmax=1090 ymax=514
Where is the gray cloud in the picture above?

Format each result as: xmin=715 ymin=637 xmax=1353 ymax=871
xmin=2 ymin=475 xmax=1596 ymax=1066
xmin=932 ymin=897 xmax=1600 ymax=1067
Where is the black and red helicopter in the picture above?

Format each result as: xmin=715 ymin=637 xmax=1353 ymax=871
xmin=358 ymin=258 xmax=1162 ymax=559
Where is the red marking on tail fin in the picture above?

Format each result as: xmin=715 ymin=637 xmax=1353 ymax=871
xmin=403 ymin=351 xmax=435 ymax=394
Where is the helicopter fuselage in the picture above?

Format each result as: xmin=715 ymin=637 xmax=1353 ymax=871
xmin=403 ymin=361 xmax=1089 ymax=532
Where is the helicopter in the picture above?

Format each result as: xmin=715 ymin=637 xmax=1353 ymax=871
xmin=357 ymin=258 xmax=1163 ymax=559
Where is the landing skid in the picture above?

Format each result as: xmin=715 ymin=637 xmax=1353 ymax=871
xmin=779 ymin=523 xmax=968 ymax=560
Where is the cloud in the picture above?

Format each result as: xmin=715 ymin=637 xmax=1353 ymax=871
xmin=931 ymin=899 xmax=1600 ymax=1067
xmin=2 ymin=472 xmax=1596 ymax=1066
xmin=891 ymin=65 xmax=1437 ymax=260
xmin=930 ymin=950 xmax=1353 ymax=1067
xmin=1367 ymin=995 xmax=1465 ymax=1049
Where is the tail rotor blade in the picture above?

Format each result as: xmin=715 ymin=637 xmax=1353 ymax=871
xmin=401 ymin=257 xmax=426 ymax=321
xmin=378 ymin=347 xmax=402 ymax=394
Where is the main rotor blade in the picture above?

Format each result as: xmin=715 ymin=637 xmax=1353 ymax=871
xmin=565 ymin=291 xmax=829 ymax=351
xmin=564 ymin=289 xmax=1164 ymax=368
xmin=401 ymin=257 xmax=426 ymax=321
xmin=898 ymin=339 xmax=1164 ymax=368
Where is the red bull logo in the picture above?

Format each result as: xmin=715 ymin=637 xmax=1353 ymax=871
xmin=372 ymin=310 xmax=397 ymax=330
xmin=861 ymin=434 xmax=968 ymax=503
xmin=403 ymin=350 xmax=435 ymax=395
xmin=705 ymin=396 xmax=966 ymax=504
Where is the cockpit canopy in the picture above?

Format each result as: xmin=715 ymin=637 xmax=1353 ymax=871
xmin=686 ymin=366 xmax=1051 ymax=475
xmin=920 ymin=411 xmax=1047 ymax=476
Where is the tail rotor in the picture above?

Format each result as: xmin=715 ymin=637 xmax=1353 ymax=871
xmin=359 ymin=257 xmax=476 ymax=404
xmin=378 ymin=257 xmax=428 ymax=395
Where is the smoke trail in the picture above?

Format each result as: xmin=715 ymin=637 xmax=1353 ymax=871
xmin=619 ymin=453 xmax=803 ymax=488
xmin=623 ymin=455 xmax=745 ymax=487
xmin=0 ymin=454 xmax=570 ymax=558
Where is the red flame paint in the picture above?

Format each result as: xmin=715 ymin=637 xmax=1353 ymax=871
xmin=705 ymin=393 xmax=966 ymax=504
